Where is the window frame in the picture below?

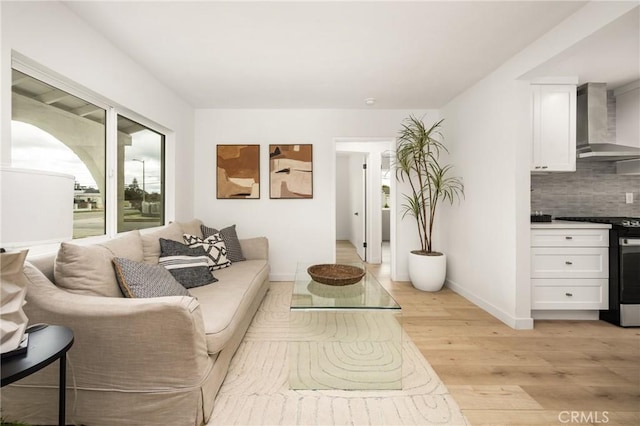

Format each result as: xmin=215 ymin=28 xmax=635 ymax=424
xmin=117 ymin=113 xmax=167 ymax=233
xmin=11 ymin=56 xmax=172 ymax=243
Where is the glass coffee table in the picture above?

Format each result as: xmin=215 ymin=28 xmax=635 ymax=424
xmin=289 ymin=262 xmax=402 ymax=390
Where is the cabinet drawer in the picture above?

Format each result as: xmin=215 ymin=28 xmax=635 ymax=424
xmin=531 ymin=247 xmax=608 ymax=279
xmin=532 ymin=280 xmax=608 ymax=309
xmin=531 ymin=229 xmax=609 ymax=247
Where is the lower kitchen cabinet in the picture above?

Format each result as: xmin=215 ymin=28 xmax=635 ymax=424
xmin=531 ymin=225 xmax=609 ymax=310
xmin=531 ymin=247 xmax=608 ymax=279
xmin=532 ymin=279 xmax=608 ymax=309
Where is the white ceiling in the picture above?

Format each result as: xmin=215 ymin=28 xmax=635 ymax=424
xmin=63 ymin=1 xmax=598 ymax=109
xmin=522 ymin=6 xmax=640 ymax=90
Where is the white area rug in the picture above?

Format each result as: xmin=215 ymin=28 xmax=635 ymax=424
xmin=207 ymin=282 xmax=468 ymax=425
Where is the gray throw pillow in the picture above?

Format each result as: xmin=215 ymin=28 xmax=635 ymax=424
xmin=158 ymin=238 xmax=217 ymax=288
xmin=201 ymin=224 xmax=246 ymax=263
xmin=112 ymin=257 xmax=191 ymax=298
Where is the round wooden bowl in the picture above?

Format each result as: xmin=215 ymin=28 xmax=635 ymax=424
xmin=307 ymin=264 xmax=365 ymax=286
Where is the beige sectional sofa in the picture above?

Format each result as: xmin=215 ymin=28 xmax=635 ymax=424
xmin=1 ymin=219 xmax=270 ymax=426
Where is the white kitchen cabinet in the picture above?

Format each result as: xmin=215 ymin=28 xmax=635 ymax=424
xmin=530 ymin=228 xmax=608 ymax=247
xmin=531 ymin=226 xmax=608 ymax=310
xmin=531 ymin=84 xmax=576 ymax=172
xmin=531 ymin=280 xmax=608 ymax=310
xmin=531 ymin=247 xmax=608 ymax=279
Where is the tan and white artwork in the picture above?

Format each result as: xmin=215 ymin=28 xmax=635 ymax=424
xmin=217 ymin=145 xmax=260 ymax=199
xmin=269 ymin=144 xmax=313 ymax=199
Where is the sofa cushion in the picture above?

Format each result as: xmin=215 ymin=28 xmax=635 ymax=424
xmin=183 ymin=234 xmax=232 ymax=271
xmin=54 ymin=231 xmax=143 ymax=297
xmin=188 ymin=259 xmax=269 ymax=354
xmin=141 ymin=222 xmax=183 ymax=264
xmin=175 ymin=219 xmax=203 ymax=239
xmin=112 ymin=257 xmax=190 ymax=298
xmin=158 ymin=238 xmax=217 ymax=288
xmin=201 ymin=224 xmax=246 ymax=263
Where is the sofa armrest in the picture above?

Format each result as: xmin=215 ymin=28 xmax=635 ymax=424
xmin=240 ymin=237 xmax=269 ymax=261
xmin=21 ymin=263 xmax=212 ymax=391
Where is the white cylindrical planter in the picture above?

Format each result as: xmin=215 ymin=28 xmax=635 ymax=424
xmin=408 ymin=251 xmax=447 ymax=292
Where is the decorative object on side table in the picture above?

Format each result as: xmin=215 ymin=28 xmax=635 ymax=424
xmin=395 ymin=116 xmax=464 ymax=291
xmin=269 ymin=144 xmax=313 ymax=199
xmin=1 ymin=249 xmax=30 ymax=358
xmin=307 ymin=264 xmax=365 ymax=286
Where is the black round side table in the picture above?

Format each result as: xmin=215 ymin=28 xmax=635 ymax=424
xmin=1 ymin=325 xmax=74 ymax=426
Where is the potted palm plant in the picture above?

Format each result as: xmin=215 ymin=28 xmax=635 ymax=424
xmin=395 ymin=115 xmax=464 ymax=291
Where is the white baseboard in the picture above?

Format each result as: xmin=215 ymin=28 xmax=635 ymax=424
xmin=532 ymin=310 xmax=600 ymax=320
xmin=395 ymin=273 xmax=410 ymax=282
xmin=269 ymin=273 xmax=294 ymax=282
xmin=445 ymin=279 xmax=534 ymax=330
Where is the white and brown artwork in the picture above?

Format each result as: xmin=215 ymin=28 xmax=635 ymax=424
xmin=217 ymin=145 xmax=260 ymax=199
xmin=269 ymin=144 xmax=313 ymax=199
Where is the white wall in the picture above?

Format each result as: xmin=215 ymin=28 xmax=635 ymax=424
xmin=335 ymin=155 xmax=351 ymax=240
xmin=440 ymin=1 xmax=638 ymax=329
xmin=193 ymin=109 xmax=437 ymax=280
xmin=1 ymin=1 xmax=195 ymax=221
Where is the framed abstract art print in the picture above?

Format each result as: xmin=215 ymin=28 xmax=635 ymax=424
xmin=269 ymin=144 xmax=313 ymax=199
xmin=216 ymin=145 xmax=260 ymax=199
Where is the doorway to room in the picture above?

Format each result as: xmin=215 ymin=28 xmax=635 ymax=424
xmin=334 ymin=139 xmax=394 ymax=272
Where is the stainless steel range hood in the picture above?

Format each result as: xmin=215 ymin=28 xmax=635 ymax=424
xmin=576 ymin=83 xmax=640 ymax=161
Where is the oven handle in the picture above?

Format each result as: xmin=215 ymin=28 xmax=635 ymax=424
xmin=619 ymin=238 xmax=640 ymax=246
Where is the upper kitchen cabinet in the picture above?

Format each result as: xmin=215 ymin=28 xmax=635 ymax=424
xmin=531 ymin=84 xmax=576 ymax=172
xmin=531 ymin=84 xmax=577 ymax=172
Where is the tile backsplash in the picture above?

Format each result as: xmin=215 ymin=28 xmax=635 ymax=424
xmin=531 ymin=161 xmax=640 ymax=218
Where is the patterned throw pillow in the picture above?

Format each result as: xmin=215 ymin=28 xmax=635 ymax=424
xmin=158 ymin=238 xmax=217 ymax=289
xmin=184 ymin=233 xmax=232 ymax=271
xmin=201 ymin=224 xmax=246 ymax=263
xmin=112 ymin=257 xmax=191 ymax=298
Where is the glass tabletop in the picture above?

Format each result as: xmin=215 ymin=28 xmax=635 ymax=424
xmin=291 ymin=262 xmax=400 ymax=310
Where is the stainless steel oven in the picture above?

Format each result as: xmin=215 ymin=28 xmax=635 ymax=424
xmin=619 ymin=237 xmax=640 ymax=326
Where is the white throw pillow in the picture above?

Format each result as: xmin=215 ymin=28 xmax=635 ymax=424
xmin=183 ymin=233 xmax=232 ymax=271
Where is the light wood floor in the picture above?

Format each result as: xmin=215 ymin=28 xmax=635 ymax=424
xmin=336 ymin=240 xmax=640 ymax=426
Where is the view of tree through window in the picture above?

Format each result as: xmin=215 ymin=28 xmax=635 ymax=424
xmin=118 ymin=115 xmax=165 ymax=232
xmin=11 ymin=69 xmax=106 ymax=238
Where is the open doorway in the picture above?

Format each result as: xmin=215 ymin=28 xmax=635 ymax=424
xmin=336 ymin=152 xmax=367 ymax=261
xmin=381 ymin=154 xmax=392 ymax=266
xmin=334 ymin=139 xmax=394 ymax=272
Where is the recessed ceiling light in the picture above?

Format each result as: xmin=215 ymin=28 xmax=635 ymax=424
xmin=364 ymin=97 xmax=376 ymax=106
